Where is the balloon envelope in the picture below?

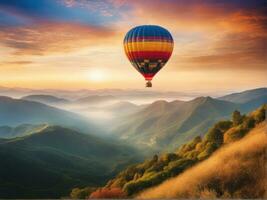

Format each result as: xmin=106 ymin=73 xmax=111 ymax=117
xmin=124 ymin=25 xmax=174 ymax=84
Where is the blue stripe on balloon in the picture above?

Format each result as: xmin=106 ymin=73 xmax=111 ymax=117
xmin=124 ymin=25 xmax=173 ymax=44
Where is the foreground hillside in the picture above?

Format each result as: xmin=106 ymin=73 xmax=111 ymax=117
xmin=139 ymin=122 xmax=267 ymax=198
xmin=82 ymin=105 xmax=266 ymax=199
xmin=0 ymin=126 xmax=142 ymax=198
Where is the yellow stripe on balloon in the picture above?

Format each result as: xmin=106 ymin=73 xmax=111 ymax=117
xmin=124 ymin=41 xmax=173 ymax=52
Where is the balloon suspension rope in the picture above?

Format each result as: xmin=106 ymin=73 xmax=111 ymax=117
xmin=146 ymin=80 xmax=152 ymax=88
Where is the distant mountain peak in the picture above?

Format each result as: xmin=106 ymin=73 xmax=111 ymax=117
xmin=151 ymin=100 xmax=168 ymax=105
xmin=21 ymin=94 xmax=69 ymax=104
xmin=0 ymin=96 xmax=13 ymax=101
xmin=219 ymin=87 xmax=267 ymax=104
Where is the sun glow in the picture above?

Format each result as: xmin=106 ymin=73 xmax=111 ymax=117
xmin=87 ymin=69 xmax=106 ymax=82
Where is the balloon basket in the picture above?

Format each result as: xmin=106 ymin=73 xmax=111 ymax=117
xmin=146 ymin=81 xmax=152 ymax=87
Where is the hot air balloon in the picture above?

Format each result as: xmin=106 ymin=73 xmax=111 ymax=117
xmin=124 ymin=25 xmax=174 ymax=87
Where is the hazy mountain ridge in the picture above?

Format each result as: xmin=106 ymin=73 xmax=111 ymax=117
xmin=112 ymin=97 xmax=240 ymax=150
xmin=0 ymin=86 xmax=200 ymax=101
xmin=0 ymin=96 xmax=105 ymax=135
xmin=21 ymin=94 xmax=70 ymax=105
xmin=0 ymin=125 xmax=142 ymax=198
xmin=0 ymin=123 xmax=48 ymax=138
xmin=219 ymin=88 xmax=267 ymax=103
xmin=75 ymin=95 xmax=117 ymax=105
xmin=112 ymin=88 xmax=267 ymax=151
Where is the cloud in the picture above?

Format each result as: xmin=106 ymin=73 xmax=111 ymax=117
xmin=176 ymin=33 xmax=267 ymax=70
xmin=123 ymin=0 xmax=267 ymax=70
xmin=7 ymin=61 xmax=33 ymax=65
xmin=0 ymin=21 xmax=117 ymax=56
xmin=61 ymin=0 xmax=127 ymax=17
xmin=0 ymin=60 xmax=33 ymax=67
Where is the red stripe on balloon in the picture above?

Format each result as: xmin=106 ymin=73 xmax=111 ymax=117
xmin=142 ymin=73 xmax=155 ymax=80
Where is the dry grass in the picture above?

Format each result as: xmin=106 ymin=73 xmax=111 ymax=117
xmin=138 ymin=122 xmax=267 ymax=199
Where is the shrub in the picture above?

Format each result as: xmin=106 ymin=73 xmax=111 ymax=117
xmin=161 ymin=153 xmax=179 ymax=162
xmin=70 ymin=187 xmax=96 ymax=199
xmin=197 ymin=142 xmax=217 ymax=160
xmin=89 ymin=187 xmax=126 ymax=199
xmin=214 ymin=120 xmax=233 ymax=132
xmin=224 ymin=126 xmax=247 ymax=143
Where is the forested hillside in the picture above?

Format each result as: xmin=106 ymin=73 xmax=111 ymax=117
xmin=139 ymin=122 xmax=267 ymax=198
xmin=77 ymin=105 xmax=266 ymax=199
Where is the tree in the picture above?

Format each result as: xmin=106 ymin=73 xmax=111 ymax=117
xmin=232 ymin=110 xmax=243 ymax=126
xmin=205 ymin=127 xmax=223 ymax=148
xmin=197 ymin=142 xmax=217 ymax=160
xmin=152 ymin=154 xmax=159 ymax=162
xmin=242 ymin=116 xmax=255 ymax=129
xmin=254 ymin=106 xmax=266 ymax=123
xmin=70 ymin=187 xmax=96 ymax=199
xmin=214 ymin=120 xmax=233 ymax=132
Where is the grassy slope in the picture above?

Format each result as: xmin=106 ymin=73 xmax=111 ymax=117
xmin=139 ymin=122 xmax=267 ymax=199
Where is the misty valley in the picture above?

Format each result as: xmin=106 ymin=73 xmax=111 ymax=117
xmin=0 ymin=87 xmax=266 ymax=198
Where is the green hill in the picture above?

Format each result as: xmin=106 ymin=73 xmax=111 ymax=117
xmin=0 ymin=123 xmax=48 ymax=138
xmin=0 ymin=126 xmax=142 ymax=198
xmin=88 ymin=105 xmax=266 ymax=198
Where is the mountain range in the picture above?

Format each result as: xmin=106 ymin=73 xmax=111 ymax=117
xmin=21 ymin=94 xmax=70 ymax=105
xmin=111 ymin=88 xmax=267 ymax=151
xmin=0 ymin=96 xmax=104 ymax=134
xmin=0 ymin=87 xmax=266 ymax=198
xmin=218 ymin=88 xmax=267 ymax=103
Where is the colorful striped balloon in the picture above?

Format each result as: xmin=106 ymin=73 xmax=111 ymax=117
xmin=124 ymin=25 xmax=174 ymax=87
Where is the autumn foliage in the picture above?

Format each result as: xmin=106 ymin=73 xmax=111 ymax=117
xmin=105 ymin=105 xmax=266 ymax=196
xmin=89 ymin=187 xmax=125 ymax=199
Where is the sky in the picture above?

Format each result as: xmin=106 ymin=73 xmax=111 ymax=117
xmin=0 ymin=0 xmax=266 ymax=93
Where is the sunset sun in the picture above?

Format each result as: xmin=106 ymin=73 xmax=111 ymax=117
xmin=87 ymin=69 xmax=106 ymax=82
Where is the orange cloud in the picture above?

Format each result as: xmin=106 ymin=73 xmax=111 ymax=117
xmin=0 ymin=21 xmax=117 ymax=56
xmin=122 ymin=1 xmax=267 ymax=70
